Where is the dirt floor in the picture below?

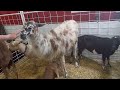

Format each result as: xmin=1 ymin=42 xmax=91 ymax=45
xmin=0 ymin=56 xmax=120 ymax=79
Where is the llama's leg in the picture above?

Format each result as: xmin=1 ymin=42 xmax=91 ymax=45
xmin=60 ymin=55 xmax=68 ymax=78
xmin=70 ymin=50 xmax=73 ymax=64
xmin=2 ymin=67 xmax=9 ymax=79
xmin=11 ymin=61 xmax=18 ymax=79
xmin=54 ymin=68 xmax=59 ymax=78
xmin=102 ymin=54 xmax=106 ymax=70
xmin=73 ymin=42 xmax=79 ymax=67
xmin=106 ymin=56 xmax=111 ymax=67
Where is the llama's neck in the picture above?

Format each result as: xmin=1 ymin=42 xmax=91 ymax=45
xmin=29 ymin=32 xmax=44 ymax=44
xmin=28 ymin=30 xmax=54 ymax=45
xmin=28 ymin=31 xmax=54 ymax=59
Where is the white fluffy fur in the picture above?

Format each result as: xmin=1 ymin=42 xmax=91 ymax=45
xmin=11 ymin=20 xmax=79 ymax=77
xmin=26 ymin=20 xmax=79 ymax=61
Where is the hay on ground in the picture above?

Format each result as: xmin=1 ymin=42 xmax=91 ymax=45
xmin=0 ymin=56 xmax=120 ymax=79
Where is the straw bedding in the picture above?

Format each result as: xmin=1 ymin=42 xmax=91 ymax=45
xmin=0 ymin=56 xmax=120 ymax=79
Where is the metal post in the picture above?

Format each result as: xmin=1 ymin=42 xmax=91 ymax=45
xmin=20 ymin=11 xmax=26 ymax=25
xmin=98 ymin=11 xmax=100 ymax=35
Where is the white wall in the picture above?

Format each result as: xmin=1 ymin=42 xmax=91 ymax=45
xmin=5 ymin=21 xmax=120 ymax=36
xmin=5 ymin=25 xmax=23 ymax=34
xmin=80 ymin=21 xmax=120 ymax=36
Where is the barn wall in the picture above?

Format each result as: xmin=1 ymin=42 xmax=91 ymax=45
xmin=5 ymin=21 xmax=120 ymax=35
xmin=5 ymin=25 xmax=22 ymax=34
xmin=0 ymin=11 xmax=119 ymax=25
xmin=80 ymin=21 xmax=120 ymax=36
xmin=0 ymin=11 xmax=19 ymax=15
xmin=1 ymin=11 xmax=120 ymax=62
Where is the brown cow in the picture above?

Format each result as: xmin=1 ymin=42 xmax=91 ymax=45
xmin=43 ymin=61 xmax=61 ymax=79
xmin=0 ymin=40 xmax=18 ymax=79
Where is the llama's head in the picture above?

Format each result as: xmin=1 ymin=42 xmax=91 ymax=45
xmin=20 ymin=21 xmax=45 ymax=44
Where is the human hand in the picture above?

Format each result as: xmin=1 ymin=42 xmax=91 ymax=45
xmin=8 ymin=30 xmax=22 ymax=39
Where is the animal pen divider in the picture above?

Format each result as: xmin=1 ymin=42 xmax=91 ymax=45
xmin=0 ymin=11 xmax=120 ymax=73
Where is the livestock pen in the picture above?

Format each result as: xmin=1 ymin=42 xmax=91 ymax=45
xmin=0 ymin=11 xmax=120 ymax=79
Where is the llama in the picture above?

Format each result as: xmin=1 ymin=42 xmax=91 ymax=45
xmin=19 ymin=20 xmax=79 ymax=77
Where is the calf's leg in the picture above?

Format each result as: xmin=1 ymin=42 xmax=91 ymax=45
xmin=102 ymin=54 xmax=106 ymax=70
xmin=11 ymin=60 xmax=18 ymax=79
xmin=77 ymin=48 xmax=84 ymax=66
xmin=106 ymin=56 xmax=111 ymax=67
xmin=2 ymin=67 xmax=9 ymax=79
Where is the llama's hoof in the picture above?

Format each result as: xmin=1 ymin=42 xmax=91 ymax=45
xmin=75 ymin=62 xmax=79 ymax=68
xmin=64 ymin=73 xmax=68 ymax=78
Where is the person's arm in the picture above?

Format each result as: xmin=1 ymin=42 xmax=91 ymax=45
xmin=0 ymin=30 xmax=22 ymax=40
xmin=0 ymin=35 xmax=10 ymax=40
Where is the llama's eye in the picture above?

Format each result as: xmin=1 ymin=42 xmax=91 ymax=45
xmin=25 ymin=28 xmax=27 ymax=30
xmin=28 ymin=27 xmax=32 ymax=29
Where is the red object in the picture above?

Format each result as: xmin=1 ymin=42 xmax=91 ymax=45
xmin=0 ymin=11 xmax=117 ymax=25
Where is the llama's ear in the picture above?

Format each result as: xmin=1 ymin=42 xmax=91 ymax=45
xmin=23 ymin=22 xmax=27 ymax=25
xmin=23 ymin=22 xmax=27 ymax=28
xmin=36 ymin=23 xmax=45 ymax=27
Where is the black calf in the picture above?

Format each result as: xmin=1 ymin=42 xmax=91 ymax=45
xmin=77 ymin=35 xmax=120 ymax=69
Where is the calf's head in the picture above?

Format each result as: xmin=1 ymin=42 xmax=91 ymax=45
xmin=111 ymin=36 xmax=120 ymax=51
xmin=112 ymin=36 xmax=120 ymax=45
